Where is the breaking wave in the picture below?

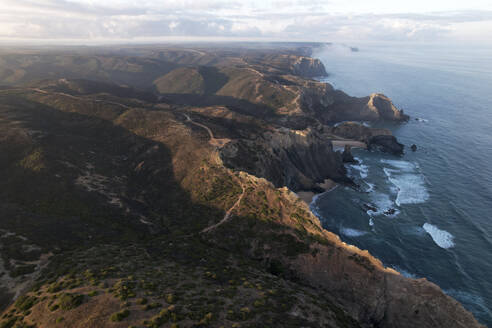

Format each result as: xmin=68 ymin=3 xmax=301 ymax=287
xmin=423 ymin=223 xmax=455 ymax=249
xmin=341 ymin=227 xmax=368 ymax=237
xmin=381 ymin=159 xmax=429 ymax=206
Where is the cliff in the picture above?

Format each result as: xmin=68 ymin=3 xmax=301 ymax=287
xmin=292 ymin=56 xmax=328 ymax=77
xmin=220 ymin=128 xmax=350 ymax=192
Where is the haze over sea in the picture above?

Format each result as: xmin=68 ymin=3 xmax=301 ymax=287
xmin=314 ymin=43 xmax=492 ymax=326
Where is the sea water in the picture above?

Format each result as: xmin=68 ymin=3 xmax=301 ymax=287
xmin=313 ymin=43 xmax=492 ymax=326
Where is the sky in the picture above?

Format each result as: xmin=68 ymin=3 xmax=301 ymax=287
xmin=1 ymin=0 xmax=492 ymax=44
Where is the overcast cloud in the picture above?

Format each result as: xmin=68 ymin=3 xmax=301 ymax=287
xmin=0 ymin=0 xmax=491 ymax=44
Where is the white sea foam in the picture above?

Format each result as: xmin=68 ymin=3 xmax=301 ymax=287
xmin=389 ymin=174 xmax=429 ymax=206
xmin=341 ymin=228 xmax=368 ymax=237
xmin=381 ymin=159 xmax=415 ymax=172
xmin=369 ymin=218 xmax=374 ymax=226
xmin=367 ymin=192 xmax=400 ymax=217
xmin=423 ymin=223 xmax=455 ymax=249
xmin=381 ymin=160 xmax=429 ymax=206
xmin=364 ymin=182 xmax=375 ymax=193
xmin=350 ymin=163 xmax=368 ymax=178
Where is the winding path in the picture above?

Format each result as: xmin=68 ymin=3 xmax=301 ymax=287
xmin=182 ymin=113 xmax=245 ymax=234
xmin=183 ymin=113 xmax=230 ymax=148
xmin=200 ymin=177 xmax=245 ymax=234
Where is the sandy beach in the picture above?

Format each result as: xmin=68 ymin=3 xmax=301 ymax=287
xmin=331 ymin=140 xmax=367 ymax=149
xmin=296 ymin=179 xmax=338 ymax=204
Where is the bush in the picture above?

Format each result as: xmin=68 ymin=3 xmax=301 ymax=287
xmin=14 ymin=296 xmax=37 ymax=312
xmin=110 ymin=309 xmax=130 ymax=322
xmin=165 ymin=294 xmax=176 ymax=304
xmin=59 ymin=293 xmax=84 ymax=310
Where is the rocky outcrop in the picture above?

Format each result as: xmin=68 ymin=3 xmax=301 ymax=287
xmin=367 ymin=93 xmax=409 ymax=121
xmin=342 ymin=145 xmax=357 ymax=163
xmin=220 ymin=128 xmax=350 ymax=191
xmin=292 ymin=236 xmax=484 ymax=328
xmin=292 ymin=56 xmax=328 ymax=77
xmin=302 ymin=86 xmax=409 ymax=123
xmin=368 ymin=135 xmax=404 ymax=155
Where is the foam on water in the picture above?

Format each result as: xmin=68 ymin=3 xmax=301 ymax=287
xmin=364 ymin=182 xmax=375 ymax=193
xmin=423 ymin=223 xmax=455 ymax=249
xmin=341 ymin=227 xmax=368 ymax=237
xmin=348 ymin=158 xmax=369 ymax=179
xmin=381 ymin=159 xmax=415 ymax=172
xmin=382 ymin=160 xmax=429 ymax=206
xmin=351 ymin=164 xmax=368 ymax=178
xmin=367 ymin=192 xmax=400 ymax=217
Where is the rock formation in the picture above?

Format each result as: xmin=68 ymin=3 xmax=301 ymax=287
xmin=220 ymin=128 xmax=351 ymax=192
xmin=342 ymin=145 xmax=357 ymax=163
xmin=368 ymin=135 xmax=405 ymax=155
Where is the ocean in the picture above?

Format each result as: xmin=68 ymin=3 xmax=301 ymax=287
xmin=313 ymin=43 xmax=492 ymax=326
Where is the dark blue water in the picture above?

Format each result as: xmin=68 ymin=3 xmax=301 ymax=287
xmin=314 ymin=43 xmax=492 ymax=326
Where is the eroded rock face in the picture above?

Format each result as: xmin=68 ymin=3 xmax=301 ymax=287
xmin=292 ymin=241 xmax=484 ymax=328
xmin=220 ymin=128 xmax=349 ymax=191
xmin=366 ymin=93 xmax=409 ymax=121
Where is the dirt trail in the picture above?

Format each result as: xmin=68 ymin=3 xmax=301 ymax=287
xmin=201 ymin=175 xmax=245 ymax=234
xmin=30 ymin=88 xmax=132 ymax=110
xmin=182 ymin=113 xmax=245 ymax=233
xmin=183 ymin=113 xmax=230 ymax=148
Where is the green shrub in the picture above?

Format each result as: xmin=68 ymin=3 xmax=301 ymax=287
xmin=87 ymin=291 xmax=98 ymax=297
xmin=143 ymin=302 xmax=162 ymax=311
xmin=14 ymin=296 xmax=37 ymax=312
xmin=59 ymin=293 xmax=84 ymax=310
xmin=110 ymin=309 xmax=130 ymax=322
xmin=165 ymin=294 xmax=175 ymax=304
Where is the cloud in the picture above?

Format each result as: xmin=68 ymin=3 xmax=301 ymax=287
xmin=0 ymin=0 xmax=491 ymax=43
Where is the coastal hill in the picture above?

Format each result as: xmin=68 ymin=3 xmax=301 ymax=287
xmin=0 ymin=44 xmax=483 ymax=327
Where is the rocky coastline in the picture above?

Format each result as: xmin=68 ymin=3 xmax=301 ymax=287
xmin=0 ymin=45 xmax=484 ymax=328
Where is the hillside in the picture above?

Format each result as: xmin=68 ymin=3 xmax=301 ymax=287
xmin=0 ymin=45 xmax=482 ymax=328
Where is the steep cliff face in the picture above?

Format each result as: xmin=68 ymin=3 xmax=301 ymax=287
xmin=292 ymin=56 xmax=328 ymax=77
xmin=301 ymin=85 xmax=409 ymax=123
xmin=220 ymin=128 xmax=349 ymax=191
